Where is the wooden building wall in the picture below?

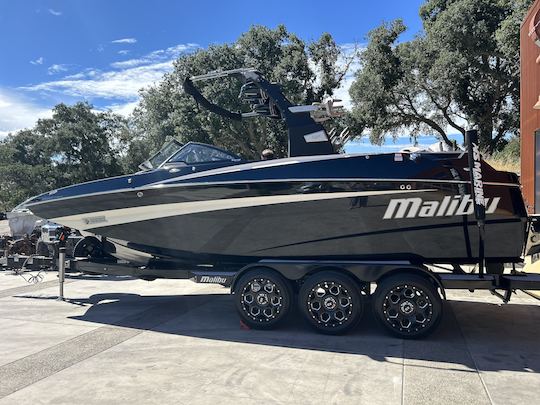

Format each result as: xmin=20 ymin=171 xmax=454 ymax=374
xmin=521 ymin=0 xmax=540 ymax=213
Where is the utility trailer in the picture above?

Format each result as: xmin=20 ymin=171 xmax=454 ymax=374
xmin=1 ymin=254 xmax=56 ymax=271
xmin=0 ymin=223 xmax=83 ymax=272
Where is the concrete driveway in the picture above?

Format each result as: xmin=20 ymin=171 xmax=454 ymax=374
xmin=0 ymin=271 xmax=539 ymax=405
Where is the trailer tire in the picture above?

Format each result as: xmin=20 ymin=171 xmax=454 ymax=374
xmin=373 ymin=274 xmax=442 ymax=339
xmin=234 ymin=268 xmax=292 ymax=330
xmin=73 ymin=236 xmax=103 ymax=258
xmin=299 ymin=271 xmax=364 ymax=335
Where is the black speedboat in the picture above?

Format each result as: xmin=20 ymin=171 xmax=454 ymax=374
xmin=21 ymin=68 xmax=528 ymax=268
xmin=20 ymin=68 xmax=540 ymax=339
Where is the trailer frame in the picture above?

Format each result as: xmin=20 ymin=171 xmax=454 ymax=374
xmin=71 ymin=256 xmax=540 ymax=298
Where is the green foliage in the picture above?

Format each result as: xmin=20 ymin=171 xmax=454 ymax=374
xmin=133 ymin=25 xmax=351 ymax=160
xmin=0 ymin=102 xmax=127 ymax=211
xmin=38 ymin=103 xmax=125 ymax=186
xmin=491 ymin=136 xmax=520 ymax=162
xmin=350 ymin=0 xmax=534 ymax=152
xmin=486 ymin=136 xmax=520 ymax=173
xmin=0 ymin=135 xmax=59 ymax=212
xmin=0 ymin=162 xmax=59 ymax=212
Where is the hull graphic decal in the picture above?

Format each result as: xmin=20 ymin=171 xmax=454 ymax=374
xmin=53 ymin=189 xmax=435 ymax=231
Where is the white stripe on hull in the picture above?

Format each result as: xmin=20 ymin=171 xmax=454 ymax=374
xmin=51 ymin=189 xmax=435 ymax=231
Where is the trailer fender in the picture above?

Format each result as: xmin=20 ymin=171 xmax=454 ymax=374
xmin=231 ymin=260 xmax=446 ymax=300
xmin=230 ymin=263 xmax=284 ymax=293
xmin=374 ymin=267 xmax=446 ymax=300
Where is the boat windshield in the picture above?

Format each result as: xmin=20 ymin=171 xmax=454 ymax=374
xmin=138 ymin=140 xmax=184 ymax=171
xmin=166 ymin=143 xmax=240 ymax=165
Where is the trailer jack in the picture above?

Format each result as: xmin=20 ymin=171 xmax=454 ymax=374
xmin=489 ymin=288 xmax=513 ymax=304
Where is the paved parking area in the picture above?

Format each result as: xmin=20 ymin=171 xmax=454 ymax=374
xmin=0 ymin=271 xmax=539 ymax=404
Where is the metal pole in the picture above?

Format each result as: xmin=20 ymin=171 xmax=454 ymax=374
xmin=465 ymin=129 xmax=486 ymax=278
xmin=58 ymin=247 xmax=66 ymax=301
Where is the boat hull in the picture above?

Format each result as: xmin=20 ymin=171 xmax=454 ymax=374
xmin=27 ymin=178 xmax=527 ymax=265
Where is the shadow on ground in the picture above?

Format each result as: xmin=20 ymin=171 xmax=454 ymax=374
xmin=16 ymin=288 xmax=539 ymax=374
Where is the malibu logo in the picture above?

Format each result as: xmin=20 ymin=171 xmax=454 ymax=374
xmin=199 ymin=275 xmax=228 ymax=284
xmin=383 ymin=195 xmax=500 ymax=220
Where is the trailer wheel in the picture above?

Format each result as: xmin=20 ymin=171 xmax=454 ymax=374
xmin=373 ymin=274 xmax=442 ymax=339
xmin=73 ymin=236 xmax=103 ymax=258
xmin=234 ymin=268 xmax=292 ymax=329
xmin=299 ymin=271 xmax=364 ymax=335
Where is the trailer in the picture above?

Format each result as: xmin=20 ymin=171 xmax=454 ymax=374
xmin=61 ymin=129 xmax=540 ymax=339
xmin=68 ymin=251 xmax=540 ymax=339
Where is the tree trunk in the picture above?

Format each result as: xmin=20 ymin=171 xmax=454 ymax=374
xmin=478 ymin=121 xmax=494 ymax=154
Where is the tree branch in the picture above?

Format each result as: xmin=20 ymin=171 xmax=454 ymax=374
xmin=401 ymin=91 xmax=453 ymax=146
xmin=419 ymin=84 xmax=465 ymax=137
xmin=492 ymin=125 xmax=507 ymax=148
xmin=334 ymin=43 xmax=360 ymax=87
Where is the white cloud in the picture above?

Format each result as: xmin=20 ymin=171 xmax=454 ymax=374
xmin=0 ymin=89 xmax=52 ymax=138
xmin=48 ymin=9 xmax=62 ymax=16
xmin=22 ymin=43 xmax=199 ymax=101
xmin=30 ymin=57 xmax=44 ymax=65
xmin=104 ymin=101 xmax=139 ymax=117
xmin=47 ymin=64 xmax=69 ymax=75
xmin=23 ymin=62 xmax=174 ymax=99
xmin=111 ymin=43 xmax=198 ymax=69
xmin=111 ymin=38 xmax=137 ymax=44
xmin=63 ymin=68 xmax=100 ymax=80
xmin=118 ymin=50 xmax=130 ymax=55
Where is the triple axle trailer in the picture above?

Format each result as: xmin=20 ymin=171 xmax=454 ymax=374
xmin=69 ymin=129 xmax=540 ymax=339
xmin=72 ymin=246 xmax=540 ymax=339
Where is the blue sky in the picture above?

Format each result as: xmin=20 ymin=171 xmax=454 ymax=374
xmin=0 ymin=0 xmax=425 ymax=138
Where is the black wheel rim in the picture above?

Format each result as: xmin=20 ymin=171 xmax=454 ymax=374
xmin=306 ymin=281 xmax=354 ymax=328
xmin=240 ymin=277 xmax=284 ymax=323
xmin=382 ymin=284 xmax=434 ymax=335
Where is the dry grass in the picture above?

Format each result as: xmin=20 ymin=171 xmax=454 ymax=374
xmin=485 ymin=157 xmax=520 ymax=174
